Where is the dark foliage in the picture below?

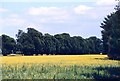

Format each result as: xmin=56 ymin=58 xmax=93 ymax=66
xmin=1 ymin=28 xmax=102 ymax=55
xmin=92 ymin=66 xmax=120 ymax=80
xmin=100 ymin=4 xmax=120 ymax=60
xmin=1 ymin=35 xmax=16 ymax=55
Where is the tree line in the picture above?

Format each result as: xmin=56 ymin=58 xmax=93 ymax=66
xmin=1 ymin=28 xmax=102 ymax=56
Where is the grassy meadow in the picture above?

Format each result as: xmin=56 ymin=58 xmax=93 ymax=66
xmin=1 ymin=55 xmax=120 ymax=79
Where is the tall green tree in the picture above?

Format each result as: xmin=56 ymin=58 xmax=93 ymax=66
xmin=0 ymin=36 xmax=2 ymax=54
xmin=70 ymin=36 xmax=85 ymax=54
xmin=44 ymin=33 xmax=57 ymax=54
xmin=54 ymin=33 xmax=72 ymax=54
xmin=101 ymin=2 xmax=120 ymax=59
xmin=16 ymin=28 xmax=45 ymax=55
xmin=86 ymin=37 xmax=102 ymax=54
xmin=27 ymin=28 xmax=45 ymax=55
xmin=2 ymin=35 xmax=16 ymax=55
xmin=16 ymin=29 xmax=35 ymax=55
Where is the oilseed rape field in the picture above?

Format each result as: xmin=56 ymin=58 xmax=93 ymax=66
xmin=1 ymin=55 xmax=120 ymax=79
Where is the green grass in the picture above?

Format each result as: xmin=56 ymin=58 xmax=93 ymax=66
xmin=2 ymin=63 xmax=120 ymax=79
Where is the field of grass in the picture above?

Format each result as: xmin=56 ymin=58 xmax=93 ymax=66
xmin=1 ymin=55 xmax=120 ymax=79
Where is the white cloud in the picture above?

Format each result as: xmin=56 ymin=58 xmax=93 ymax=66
xmin=0 ymin=0 xmax=91 ymax=3
xmin=26 ymin=23 xmax=41 ymax=29
xmin=0 ymin=19 xmax=3 ymax=34
xmin=9 ymin=14 xmax=19 ymax=18
xmin=0 ymin=8 xmax=8 ymax=13
xmin=28 ymin=7 xmax=68 ymax=16
xmin=38 ymin=16 xmax=70 ymax=23
xmin=7 ymin=18 xmax=25 ymax=25
xmin=0 ymin=13 xmax=26 ymax=26
xmin=96 ymin=0 xmax=117 ymax=6
xmin=0 ymin=18 xmax=26 ymax=26
xmin=27 ymin=7 xmax=70 ymax=23
xmin=53 ymin=15 xmax=69 ymax=20
xmin=74 ymin=5 xmax=92 ymax=15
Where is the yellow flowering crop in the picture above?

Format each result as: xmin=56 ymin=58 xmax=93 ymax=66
xmin=2 ymin=55 xmax=120 ymax=67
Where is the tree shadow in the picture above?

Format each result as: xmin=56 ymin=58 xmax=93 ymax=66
xmin=92 ymin=66 xmax=120 ymax=81
xmin=94 ymin=57 xmax=109 ymax=60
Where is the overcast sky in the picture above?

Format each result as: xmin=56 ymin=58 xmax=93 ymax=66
xmin=0 ymin=0 xmax=118 ymax=38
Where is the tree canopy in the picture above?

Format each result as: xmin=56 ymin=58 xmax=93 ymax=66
xmin=100 ymin=2 xmax=120 ymax=59
xmin=2 ymin=34 xmax=16 ymax=56
xmin=1 ymin=28 xmax=102 ymax=55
